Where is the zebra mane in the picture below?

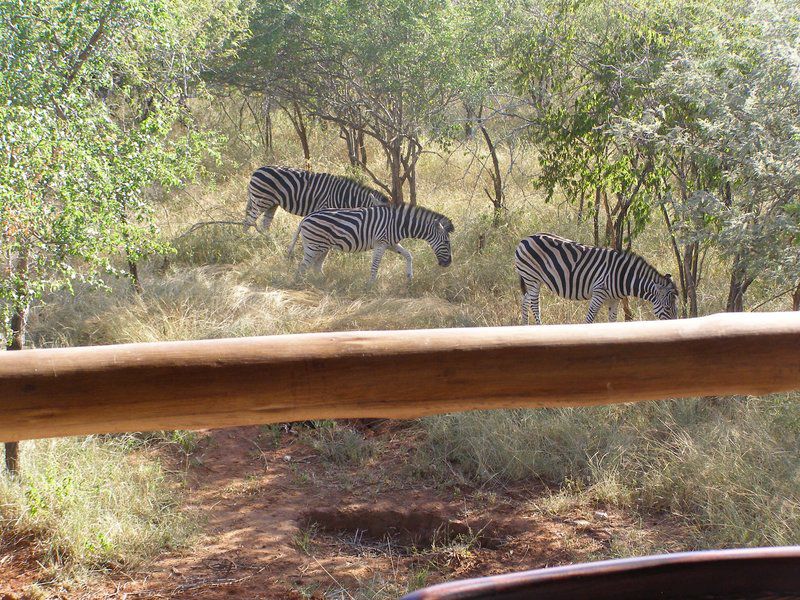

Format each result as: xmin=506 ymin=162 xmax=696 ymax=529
xmin=402 ymin=204 xmax=455 ymax=232
xmin=623 ymin=249 xmax=671 ymax=286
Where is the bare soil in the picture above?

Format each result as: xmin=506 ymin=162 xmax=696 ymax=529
xmin=0 ymin=422 xmax=686 ymax=599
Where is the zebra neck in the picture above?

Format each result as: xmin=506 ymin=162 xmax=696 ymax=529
xmin=611 ymin=256 xmax=660 ymax=301
xmin=395 ymin=207 xmax=425 ymax=240
xmin=633 ymin=280 xmax=660 ymax=303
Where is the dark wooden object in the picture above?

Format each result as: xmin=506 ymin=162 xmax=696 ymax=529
xmin=400 ymin=547 xmax=800 ymax=599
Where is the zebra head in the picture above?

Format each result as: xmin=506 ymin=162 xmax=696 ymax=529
xmin=651 ymin=274 xmax=679 ymax=320
xmin=427 ymin=216 xmax=454 ymax=267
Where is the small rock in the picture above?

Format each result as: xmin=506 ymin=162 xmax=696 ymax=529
xmin=572 ymin=519 xmax=591 ymax=528
xmin=594 ymin=510 xmax=609 ymax=520
xmin=283 ymin=455 xmax=292 ymax=462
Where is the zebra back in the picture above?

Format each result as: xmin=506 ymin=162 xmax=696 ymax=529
xmin=246 ymin=166 xmax=389 ymax=225
xmin=300 ymin=203 xmax=454 ymax=265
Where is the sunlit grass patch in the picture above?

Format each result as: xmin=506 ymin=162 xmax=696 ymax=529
xmin=0 ymin=435 xmax=195 ymax=577
xmin=419 ymin=394 xmax=800 ymax=548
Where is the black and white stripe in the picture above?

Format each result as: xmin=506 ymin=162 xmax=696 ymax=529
xmin=245 ymin=166 xmax=390 ymax=255
xmin=515 ymin=233 xmax=678 ymax=324
xmin=298 ymin=204 xmax=454 ymax=282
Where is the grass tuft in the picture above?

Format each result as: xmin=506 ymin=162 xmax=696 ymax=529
xmin=0 ymin=435 xmax=195 ymax=576
xmin=420 ymin=395 xmax=800 ymax=548
xmin=305 ymin=423 xmax=375 ymax=466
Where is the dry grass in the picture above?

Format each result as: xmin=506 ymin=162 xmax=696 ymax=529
xmin=420 ymin=395 xmax=800 ymax=548
xmin=9 ymin=110 xmax=800 ymax=581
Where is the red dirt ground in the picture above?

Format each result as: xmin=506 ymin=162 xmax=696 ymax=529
xmin=0 ymin=422 xmax=686 ymax=599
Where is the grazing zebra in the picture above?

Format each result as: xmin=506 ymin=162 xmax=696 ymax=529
xmin=298 ymin=204 xmax=454 ymax=282
xmin=515 ymin=233 xmax=678 ymax=324
xmin=244 ymin=165 xmax=390 ymax=255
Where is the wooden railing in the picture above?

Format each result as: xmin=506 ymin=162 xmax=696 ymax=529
xmin=2 ymin=312 xmax=799 ymax=443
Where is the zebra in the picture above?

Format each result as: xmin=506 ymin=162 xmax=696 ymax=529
xmin=515 ymin=233 xmax=678 ymax=324
xmin=297 ymin=204 xmax=454 ymax=282
xmin=244 ymin=165 xmax=390 ymax=256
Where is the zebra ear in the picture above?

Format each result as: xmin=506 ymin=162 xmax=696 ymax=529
xmin=439 ymin=218 xmax=454 ymax=233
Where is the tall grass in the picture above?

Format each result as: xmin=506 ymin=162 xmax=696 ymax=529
xmin=420 ymin=394 xmax=800 ymax=548
xmin=0 ymin=436 xmax=194 ymax=576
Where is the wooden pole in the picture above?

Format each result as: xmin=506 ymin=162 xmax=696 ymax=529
xmin=0 ymin=313 xmax=799 ymax=442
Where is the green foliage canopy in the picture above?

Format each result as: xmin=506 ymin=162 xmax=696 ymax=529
xmin=0 ymin=0 xmax=246 ymax=342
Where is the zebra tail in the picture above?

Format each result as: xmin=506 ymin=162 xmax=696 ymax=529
xmin=519 ymin=275 xmax=526 ymax=295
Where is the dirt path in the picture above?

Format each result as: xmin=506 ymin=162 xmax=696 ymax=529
xmin=1 ymin=424 xmax=683 ymax=599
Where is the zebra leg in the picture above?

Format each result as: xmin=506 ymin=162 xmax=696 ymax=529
xmin=256 ymin=204 xmax=278 ymax=234
xmin=298 ymin=244 xmax=323 ymax=276
xmin=521 ymin=292 xmax=528 ymax=325
xmin=586 ymin=292 xmax=608 ymax=324
xmin=369 ymin=244 xmax=388 ymax=283
xmin=286 ymin=223 xmax=302 ymax=259
xmin=521 ymin=283 xmax=541 ymax=325
xmin=608 ymin=298 xmax=620 ymax=322
xmin=529 ymin=284 xmax=542 ymax=325
xmin=391 ymin=244 xmax=414 ymax=279
xmin=313 ymin=249 xmax=329 ymax=274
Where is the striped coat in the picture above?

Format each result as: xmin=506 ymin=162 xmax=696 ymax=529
xmin=515 ymin=233 xmax=678 ymax=324
xmin=298 ymin=204 xmax=454 ymax=282
xmin=245 ymin=166 xmax=389 ymax=255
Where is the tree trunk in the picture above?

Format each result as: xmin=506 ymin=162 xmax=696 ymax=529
xmin=5 ymin=303 xmax=27 ymax=475
xmin=407 ymin=163 xmax=417 ymax=206
xmin=602 ymin=191 xmax=614 ymax=247
xmin=341 ymin=127 xmax=357 ymax=167
xmin=285 ymin=102 xmax=311 ymax=170
xmin=480 ymin=124 xmax=504 ymax=226
xmin=792 ymin=282 xmax=800 ymax=311
xmin=684 ymin=243 xmax=699 ymax=317
xmin=593 ymin=189 xmax=601 ymax=246
xmin=263 ymin=103 xmax=273 ymax=156
xmin=357 ymin=130 xmax=367 ymax=167
xmin=612 ymin=193 xmax=631 ymax=253
xmin=4 ymin=442 xmax=19 ymax=474
xmin=341 ymin=127 xmax=368 ymax=169
xmin=726 ymin=255 xmax=753 ymax=313
xmin=661 ymin=202 xmax=689 ymax=317
xmin=128 ymin=255 xmax=143 ymax=295
xmin=8 ymin=305 xmax=27 ymax=351
xmin=726 ymin=279 xmax=746 ymax=313
xmin=4 ymin=250 xmax=29 ymax=475
xmin=119 ymin=206 xmax=143 ymax=295
xmin=398 ymin=137 xmax=421 ymax=206
xmin=464 ymin=101 xmax=477 ymax=139
xmin=388 ymin=141 xmax=404 ymax=205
